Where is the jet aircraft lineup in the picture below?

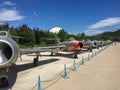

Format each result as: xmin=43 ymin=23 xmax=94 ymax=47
xmin=0 ymin=30 xmax=112 ymax=88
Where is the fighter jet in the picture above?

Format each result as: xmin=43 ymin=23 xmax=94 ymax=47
xmin=52 ymin=35 xmax=84 ymax=57
xmin=80 ymin=40 xmax=94 ymax=52
xmin=32 ymin=35 xmax=84 ymax=59
xmin=92 ymin=40 xmax=102 ymax=49
xmin=0 ymin=30 xmax=83 ymax=87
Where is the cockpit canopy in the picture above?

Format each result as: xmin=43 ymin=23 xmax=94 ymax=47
xmin=0 ymin=31 xmax=9 ymax=37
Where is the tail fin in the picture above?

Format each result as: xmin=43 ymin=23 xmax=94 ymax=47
xmin=7 ymin=29 xmax=12 ymax=38
xmin=54 ymin=35 xmax=61 ymax=44
xmin=7 ymin=29 xmax=24 ymax=38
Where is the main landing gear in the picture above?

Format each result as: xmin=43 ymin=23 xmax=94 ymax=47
xmin=33 ymin=58 xmax=39 ymax=67
xmin=89 ymin=48 xmax=92 ymax=52
xmin=0 ymin=68 xmax=9 ymax=88
xmin=73 ymin=53 xmax=78 ymax=58
xmin=33 ymin=53 xmax=40 ymax=67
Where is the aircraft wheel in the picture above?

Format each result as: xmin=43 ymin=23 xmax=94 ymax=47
xmin=33 ymin=58 xmax=38 ymax=67
xmin=51 ymin=52 xmax=53 ymax=56
xmin=90 ymin=48 xmax=92 ymax=52
xmin=73 ymin=54 xmax=78 ymax=58
xmin=0 ymin=77 xmax=9 ymax=88
xmin=87 ymin=48 xmax=89 ymax=51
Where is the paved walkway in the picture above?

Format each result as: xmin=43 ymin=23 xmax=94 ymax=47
xmin=42 ymin=43 xmax=120 ymax=90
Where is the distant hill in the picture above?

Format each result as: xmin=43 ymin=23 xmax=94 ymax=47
xmin=87 ymin=29 xmax=120 ymax=41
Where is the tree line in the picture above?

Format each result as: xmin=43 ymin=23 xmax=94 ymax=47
xmin=0 ymin=23 xmax=119 ymax=48
xmin=87 ymin=29 xmax=120 ymax=41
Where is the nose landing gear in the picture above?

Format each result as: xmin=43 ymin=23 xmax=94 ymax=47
xmin=0 ymin=76 xmax=9 ymax=88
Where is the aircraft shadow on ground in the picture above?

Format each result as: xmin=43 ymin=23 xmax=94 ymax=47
xmin=2 ymin=50 xmax=89 ymax=90
xmin=3 ymin=58 xmax=59 ymax=89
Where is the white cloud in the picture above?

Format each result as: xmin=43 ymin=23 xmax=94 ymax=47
xmin=88 ymin=17 xmax=120 ymax=29
xmin=85 ymin=29 xmax=107 ymax=36
xmin=0 ymin=9 xmax=24 ymax=21
xmin=50 ymin=27 xmax=62 ymax=34
xmin=3 ymin=1 xmax=16 ymax=6
xmin=0 ymin=1 xmax=16 ymax=7
xmin=114 ymin=24 xmax=120 ymax=29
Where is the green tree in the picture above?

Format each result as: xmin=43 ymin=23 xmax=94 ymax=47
xmin=19 ymin=24 xmax=35 ymax=47
xmin=58 ymin=29 xmax=68 ymax=41
xmin=33 ymin=28 xmax=46 ymax=44
xmin=45 ymin=31 xmax=54 ymax=38
xmin=0 ymin=23 xmax=9 ymax=31
xmin=9 ymin=29 xmax=19 ymax=43
xmin=76 ymin=33 xmax=81 ymax=40
xmin=80 ymin=33 xmax=86 ymax=40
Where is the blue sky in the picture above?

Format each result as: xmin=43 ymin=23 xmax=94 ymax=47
xmin=0 ymin=0 xmax=120 ymax=35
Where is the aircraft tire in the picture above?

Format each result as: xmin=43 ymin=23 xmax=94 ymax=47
xmin=0 ymin=77 xmax=9 ymax=88
xmin=51 ymin=52 xmax=53 ymax=56
xmin=90 ymin=48 xmax=92 ymax=52
xmin=87 ymin=48 xmax=89 ymax=51
xmin=33 ymin=58 xmax=38 ymax=67
xmin=73 ymin=54 xmax=78 ymax=58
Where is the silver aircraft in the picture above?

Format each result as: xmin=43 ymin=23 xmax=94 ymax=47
xmin=50 ymin=35 xmax=84 ymax=57
xmin=0 ymin=30 xmax=83 ymax=87
xmin=81 ymin=40 xmax=94 ymax=52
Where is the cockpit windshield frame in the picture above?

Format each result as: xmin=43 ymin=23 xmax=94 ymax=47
xmin=0 ymin=31 xmax=8 ymax=37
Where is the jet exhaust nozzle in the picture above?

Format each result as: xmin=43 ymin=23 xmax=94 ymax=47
xmin=79 ymin=42 xmax=84 ymax=48
xmin=0 ymin=38 xmax=19 ymax=68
